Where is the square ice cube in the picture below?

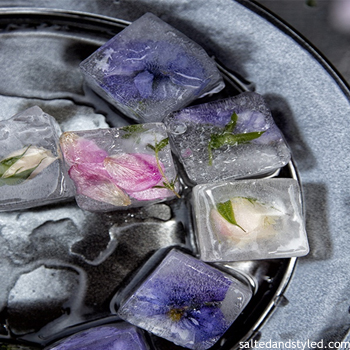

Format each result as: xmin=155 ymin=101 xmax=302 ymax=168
xmin=192 ymin=178 xmax=309 ymax=262
xmin=164 ymin=92 xmax=291 ymax=185
xmin=0 ymin=106 xmax=75 ymax=211
xmin=117 ymin=249 xmax=252 ymax=350
xmin=80 ymin=12 xmax=224 ymax=123
xmin=59 ymin=123 xmax=179 ymax=211
xmin=45 ymin=323 xmax=150 ymax=350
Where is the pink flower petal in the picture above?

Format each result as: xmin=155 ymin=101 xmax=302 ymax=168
xmin=60 ymin=133 xmax=109 ymax=165
xmin=104 ymin=153 xmax=163 ymax=192
xmin=127 ymin=186 xmax=173 ymax=201
xmin=69 ymin=163 xmax=131 ymax=207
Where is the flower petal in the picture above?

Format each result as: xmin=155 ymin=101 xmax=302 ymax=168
xmin=127 ymin=185 xmax=173 ymax=201
xmin=186 ymin=306 xmax=228 ymax=343
xmin=210 ymin=197 xmax=281 ymax=244
xmin=60 ymin=133 xmax=109 ymax=165
xmin=69 ymin=163 xmax=131 ymax=207
xmin=104 ymin=153 xmax=162 ymax=192
xmin=134 ymin=70 xmax=154 ymax=98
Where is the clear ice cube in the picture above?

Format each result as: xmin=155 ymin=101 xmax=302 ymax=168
xmin=80 ymin=12 xmax=224 ymax=123
xmin=45 ymin=323 xmax=150 ymax=350
xmin=192 ymin=178 xmax=309 ymax=262
xmin=0 ymin=106 xmax=75 ymax=211
xmin=117 ymin=249 xmax=252 ymax=350
xmin=59 ymin=123 xmax=179 ymax=211
xmin=164 ymin=92 xmax=291 ymax=184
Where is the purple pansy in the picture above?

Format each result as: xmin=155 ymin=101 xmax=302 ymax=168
xmin=80 ymin=13 xmax=225 ymax=122
xmin=118 ymin=250 xmax=234 ymax=349
xmin=136 ymin=275 xmax=230 ymax=343
xmin=101 ymin=40 xmax=208 ymax=103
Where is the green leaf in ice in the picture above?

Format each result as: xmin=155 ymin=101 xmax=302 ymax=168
xmin=208 ymin=111 xmax=265 ymax=165
xmin=0 ymin=145 xmax=31 ymax=177
xmin=146 ymin=137 xmax=169 ymax=153
xmin=0 ymin=158 xmax=45 ymax=187
xmin=120 ymin=124 xmax=145 ymax=139
xmin=216 ymin=200 xmax=246 ymax=232
xmin=209 ymin=131 xmax=265 ymax=149
xmin=222 ymin=111 xmax=238 ymax=134
xmin=146 ymin=137 xmax=180 ymax=198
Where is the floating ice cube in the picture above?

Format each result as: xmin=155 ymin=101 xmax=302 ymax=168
xmin=80 ymin=12 xmax=224 ymax=123
xmin=164 ymin=92 xmax=291 ymax=185
xmin=0 ymin=106 xmax=75 ymax=211
xmin=59 ymin=123 xmax=179 ymax=211
xmin=192 ymin=178 xmax=309 ymax=262
xmin=45 ymin=323 xmax=150 ymax=350
xmin=117 ymin=249 xmax=252 ymax=350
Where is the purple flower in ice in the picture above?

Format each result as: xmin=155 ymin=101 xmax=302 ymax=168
xmin=118 ymin=251 xmax=233 ymax=349
xmin=139 ymin=276 xmax=230 ymax=343
xmin=47 ymin=324 xmax=149 ymax=350
xmin=99 ymin=40 xmax=208 ymax=103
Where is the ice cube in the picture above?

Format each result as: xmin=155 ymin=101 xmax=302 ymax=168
xmin=164 ymin=92 xmax=291 ymax=185
xmin=117 ymin=249 xmax=252 ymax=350
xmin=80 ymin=12 xmax=224 ymax=123
xmin=192 ymin=178 xmax=309 ymax=262
xmin=0 ymin=106 xmax=75 ymax=211
xmin=59 ymin=123 xmax=180 ymax=211
xmin=45 ymin=323 xmax=150 ymax=350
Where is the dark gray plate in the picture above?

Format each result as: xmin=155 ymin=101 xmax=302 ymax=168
xmin=0 ymin=8 xmax=297 ymax=350
xmin=0 ymin=0 xmax=350 ymax=347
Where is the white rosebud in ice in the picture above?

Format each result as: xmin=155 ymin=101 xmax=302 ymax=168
xmin=0 ymin=145 xmax=57 ymax=185
xmin=210 ymin=197 xmax=283 ymax=246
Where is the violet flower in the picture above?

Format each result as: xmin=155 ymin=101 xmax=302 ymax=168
xmin=136 ymin=275 xmax=230 ymax=344
xmin=100 ymin=40 xmax=208 ymax=103
xmin=118 ymin=250 xmax=233 ymax=349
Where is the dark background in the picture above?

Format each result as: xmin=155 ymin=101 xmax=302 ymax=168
xmin=256 ymin=0 xmax=350 ymax=85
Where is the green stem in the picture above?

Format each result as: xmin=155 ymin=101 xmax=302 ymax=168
xmin=152 ymin=139 xmax=180 ymax=198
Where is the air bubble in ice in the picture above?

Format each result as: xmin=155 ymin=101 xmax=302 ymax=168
xmin=168 ymin=121 xmax=187 ymax=135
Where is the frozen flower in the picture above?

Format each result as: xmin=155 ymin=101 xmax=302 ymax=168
xmin=60 ymin=132 xmax=178 ymax=207
xmin=104 ymin=153 xmax=163 ymax=192
xmin=210 ymin=197 xmax=282 ymax=246
xmin=80 ymin=13 xmax=225 ymax=122
xmin=118 ymin=250 xmax=233 ymax=349
xmin=68 ymin=163 xmax=131 ymax=207
xmin=104 ymin=152 xmax=174 ymax=201
xmin=46 ymin=323 xmax=149 ymax=350
xmin=101 ymin=40 xmax=208 ymax=103
xmin=0 ymin=145 xmax=57 ymax=186
xmin=60 ymin=132 xmax=108 ymax=165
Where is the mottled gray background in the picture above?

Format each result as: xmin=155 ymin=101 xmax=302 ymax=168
xmin=257 ymin=0 xmax=350 ymax=85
